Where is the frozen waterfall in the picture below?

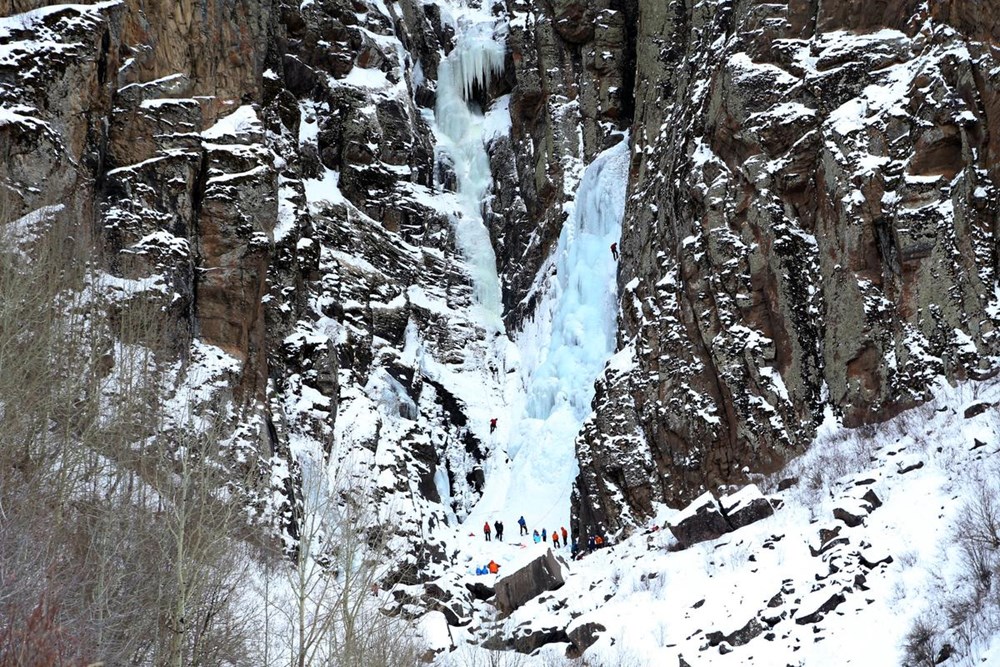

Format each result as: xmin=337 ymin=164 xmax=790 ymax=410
xmin=433 ymin=14 xmax=506 ymax=326
xmin=472 ymin=137 xmax=630 ymax=535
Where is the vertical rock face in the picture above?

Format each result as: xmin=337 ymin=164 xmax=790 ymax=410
xmin=7 ymin=0 xmax=1000 ymax=580
xmin=490 ymin=0 xmax=635 ymax=327
xmin=574 ymin=0 xmax=1000 ymax=533
xmin=0 ymin=0 xmax=506 ymax=552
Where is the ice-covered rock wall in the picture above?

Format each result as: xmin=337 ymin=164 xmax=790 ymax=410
xmin=8 ymin=0 xmax=1000 ymax=599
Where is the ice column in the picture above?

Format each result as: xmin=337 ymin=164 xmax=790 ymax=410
xmin=433 ymin=19 xmax=506 ymax=325
xmin=502 ymin=138 xmax=629 ymax=527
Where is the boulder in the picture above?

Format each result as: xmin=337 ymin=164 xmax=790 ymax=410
xmin=795 ymin=590 xmax=847 ymax=625
xmin=494 ymin=549 xmax=568 ymax=616
xmin=861 ymin=489 xmax=883 ymax=509
xmin=964 ymin=402 xmax=992 ymax=419
xmin=667 ymin=492 xmax=731 ymax=548
xmin=511 ymin=625 xmax=570 ymax=653
xmin=705 ymin=617 xmax=765 ymax=647
xmin=720 ymin=485 xmax=774 ymax=530
xmin=464 ymin=581 xmax=495 ymax=601
xmin=566 ymin=622 xmax=605 ymax=658
xmin=668 ymin=486 xmax=776 ymax=549
xmin=833 ymin=506 xmax=866 ymax=528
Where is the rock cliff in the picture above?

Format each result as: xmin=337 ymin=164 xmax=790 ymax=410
xmin=4 ymin=0 xmax=1000 ymax=579
xmin=574 ymin=0 xmax=1000 ymax=534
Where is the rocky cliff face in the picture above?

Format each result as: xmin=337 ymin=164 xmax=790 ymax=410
xmin=490 ymin=0 xmax=635 ymax=326
xmin=5 ymin=0 xmax=1000 ymax=576
xmin=574 ymin=0 xmax=1000 ymax=534
xmin=0 ymin=0 xmax=515 ymax=553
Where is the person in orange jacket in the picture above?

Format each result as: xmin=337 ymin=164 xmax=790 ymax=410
xmin=487 ymin=560 xmax=500 ymax=574
xmin=560 ymin=526 xmax=568 ymax=546
xmin=552 ymin=530 xmax=560 ymax=548
xmin=595 ymin=534 xmax=604 ymax=548
xmin=484 ymin=521 xmax=491 ymax=541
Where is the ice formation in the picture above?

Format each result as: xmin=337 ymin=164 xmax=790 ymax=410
xmin=433 ymin=13 xmax=506 ymax=325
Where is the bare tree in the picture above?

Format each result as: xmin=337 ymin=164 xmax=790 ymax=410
xmin=264 ymin=453 xmax=422 ymax=667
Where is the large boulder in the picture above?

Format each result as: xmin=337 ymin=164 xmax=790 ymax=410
xmin=668 ymin=486 xmax=774 ymax=549
xmin=719 ymin=485 xmax=774 ymax=530
xmin=494 ymin=550 xmax=568 ymax=616
xmin=567 ymin=622 xmax=606 ymax=658
xmin=667 ymin=492 xmax=731 ymax=548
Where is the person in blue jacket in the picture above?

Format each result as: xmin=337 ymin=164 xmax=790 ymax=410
xmin=532 ymin=530 xmax=540 ymax=544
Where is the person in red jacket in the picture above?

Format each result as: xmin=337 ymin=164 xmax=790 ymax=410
xmin=610 ymin=242 xmax=619 ymax=261
xmin=489 ymin=417 xmax=497 ymax=433
xmin=484 ymin=521 xmax=491 ymax=541
xmin=553 ymin=530 xmax=561 ymax=548
xmin=560 ymin=526 xmax=568 ymax=546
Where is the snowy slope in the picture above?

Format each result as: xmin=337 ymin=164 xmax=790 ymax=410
xmin=417 ymin=377 xmax=1000 ymax=666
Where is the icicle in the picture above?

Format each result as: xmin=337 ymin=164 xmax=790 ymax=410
xmin=431 ymin=15 xmax=507 ymax=324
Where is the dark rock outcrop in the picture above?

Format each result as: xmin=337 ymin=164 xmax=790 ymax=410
xmin=494 ymin=549 xmax=568 ymax=616
xmin=566 ymin=622 xmax=605 ymax=658
xmin=668 ymin=486 xmax=775 ymax=549
xmin=667 ymin=493 xmax=731 ymax=549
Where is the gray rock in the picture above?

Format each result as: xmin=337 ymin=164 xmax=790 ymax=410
xmin=667 ymin=494 xmax=731 ymax=549
xmin=464 ymin=581 xmax=495 ymax=601
xmin=494 ymin=549 xmax=568 ymax=616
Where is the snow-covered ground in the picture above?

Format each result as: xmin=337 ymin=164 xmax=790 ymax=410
xmin=422 ymin=377 xmax=1000 ymax=666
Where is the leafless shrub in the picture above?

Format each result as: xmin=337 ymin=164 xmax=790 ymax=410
xmin=902 ymin=615 xmax=941 ymax=667
xmin=905 ymin=477 xmax=1000 ymax=664
xmin=0 ymin=593 xmax=88 ymax=667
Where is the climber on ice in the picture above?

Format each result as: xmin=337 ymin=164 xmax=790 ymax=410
xmin=610 ymin=242 xmax=619 ymax=261
xmin=489 ymin=417 xmax=497 ymax=434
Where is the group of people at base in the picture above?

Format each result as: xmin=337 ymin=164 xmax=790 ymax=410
xmin=479 ymin=514 xmax=610 ymax=562
xmin=530 ymin=525 xmax=569 ymax=549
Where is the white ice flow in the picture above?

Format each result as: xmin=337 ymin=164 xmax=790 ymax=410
xmin=433 ymin=12 xmax=505 ymax=327
xmin=469 ymin=138 xmax=630 ymax=544
xmin=431 ymin=0 xmax=628 ymax=565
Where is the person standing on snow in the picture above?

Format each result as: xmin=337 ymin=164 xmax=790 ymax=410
xmin=552 ymin=530 xmax=560 ymax=548
xmin=518 ymin=515 xmax=527 ymax=535
xmin=541 ymin=528 xmax=547 ymax=543
xmin=494 ymin=520 xmax=504 ymax=541
xmin=484 ymin=521 xmax=492 ymax=542
xmin=561 ymin=526 xmax=568 ymax=547
xmin=533 ymin=530 xmax=540 ymax=544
